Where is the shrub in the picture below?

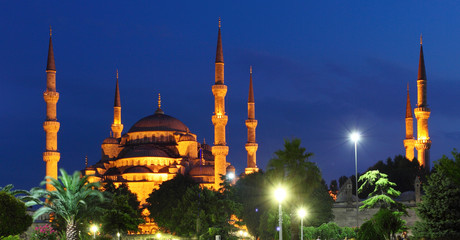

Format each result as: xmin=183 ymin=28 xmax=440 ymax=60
xmin=30 ymin=224 xmax=59 ymax=240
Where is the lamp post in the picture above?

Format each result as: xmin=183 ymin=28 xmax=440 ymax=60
xmin=90 ymin=225 xmax=98 ymax=239
xmin=117 ymin=232 xmax=120 ymax=240
xmin=298 ymin=208 xmax=306 ymax=240
xmin=274 ymin=187 xmax=286 ymax=240
xmin=350 ymin=132 xmax=360 ymax=228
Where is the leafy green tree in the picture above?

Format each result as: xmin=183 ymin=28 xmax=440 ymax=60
xmin=373 ymin=208 xmax=406 ymax=240
xmin=147 ymin=174 xmax=239 ymax=239
xmin=0 ymin=191 xmax=33 ymax=237
xmin=25 ymin=169 xmax=104 ymax=240
xmin=413 ymin=154 xmax=460 ymax=239
xmin=358 ymin=219 xmax=385 ymax=240
xmin=436 ymin=149 xmax=460 ymax=184
xmin=358 ymin=170 xmax=405 ymax=212
xmin=233 ymin=171 xmax=269 ymax=239
xmin=146 ymin=174 xmax=196 ymax=232
xmin=266 ymin=138 xmax=333 ymax=239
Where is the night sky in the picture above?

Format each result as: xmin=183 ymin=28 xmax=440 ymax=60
xmin=2 ymin=1 xmax=460 ymax=191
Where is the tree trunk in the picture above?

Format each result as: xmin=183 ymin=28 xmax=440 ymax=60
xmin=66 ymin=221 xmax=78 ymax=240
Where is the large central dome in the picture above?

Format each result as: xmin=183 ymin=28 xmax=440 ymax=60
xmin=128 ymin=111 xmax=189 ymax=133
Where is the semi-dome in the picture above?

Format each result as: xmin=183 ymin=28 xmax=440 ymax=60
xmin=128 ymin=112 xmax=189 ymax=133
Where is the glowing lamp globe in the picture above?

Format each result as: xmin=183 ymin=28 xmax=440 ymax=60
xmin=274 ymin=187 xmax=287 ymax=202
xmin=350 ymin=132 xmax=360 ymax=143
xmin=298 ymin=208 xmax=306 ymax=219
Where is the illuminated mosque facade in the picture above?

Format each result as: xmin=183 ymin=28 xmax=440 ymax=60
xmin=42 ymin=22 xmax=260 ymax=209
xmin=403 ymin=36 xmax=432 ymax=169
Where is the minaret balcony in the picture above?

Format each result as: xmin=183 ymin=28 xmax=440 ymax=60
xmin=43 ymin=151 xmax=60 ymax=162
xmin=245 ymin=119 xmax=258 ymax=128
xmin=212 ymin=115 xmax=228 ymax=125
xmin=415 ymin=139 xmax=432 ymax=150
xmin=43 ymin=121 xmax=60 ymax=132
xmin=212 ymin=145 xmax=229 ymax=156
xmin=212 ymin=85 xmax=227 ymax=97
xmin=43 ymin=91 xmax=60 ymax=103
xmin=245 ymin=143 xmax=258 ymax=154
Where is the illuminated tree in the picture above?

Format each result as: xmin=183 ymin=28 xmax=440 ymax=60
xmin=25 ymin=169 xmax=104 ymax=240
xmin=0 ymin=191 xmax=33 ymax=237
xmin=413 ymin=155 xmax=460 ymax=239
xmin=266 ymin=138 xmax=333 ymax=239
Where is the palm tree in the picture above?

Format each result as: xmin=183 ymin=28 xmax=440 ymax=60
xmin=25 ymin=169 xmax=104 ymax=240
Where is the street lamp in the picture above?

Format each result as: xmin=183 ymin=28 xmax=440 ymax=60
xmin=297 ymin=208 xmax=306 ymax=240
xmin=117 ymin=232 xmax=120 ymax=240
xmin=274 ymin=187 xmax=286 ymax=240
xmin=350 ymin=132 xmax=360 ymax=228
xmin=90 ymin=225 xmax=98 ymax=239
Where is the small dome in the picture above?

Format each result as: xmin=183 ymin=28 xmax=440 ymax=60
xmin=102 ymin=137 xmax=119 ymax=144
xmin=123 ymin=166 xmax=153 ymax=174
xmin=189 ymin=165 xmax=214 ymax=176
xmin=121 ymin=146 xmax=170 ymax=158
xmin=226 ymin=165 xmax=235 ymax=172
xmin=128 ymin=112 xmax=189 ymax=133
xmin=179 ymin=133 xmax=195 ymax=142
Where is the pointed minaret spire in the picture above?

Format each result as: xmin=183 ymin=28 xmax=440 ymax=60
xmin=46 ymin=26 xmax=56 ymax=71
xmin=111 ymin=70 xmax=123 ymax=138
xmin=215 ymin=17 xmax=224 ymax=64
xmin=418 ymin=34 xmax=427 ymax=81
xmin=114 ymin=69 xmax=121 ymax=107
xmin=248 ymin=66 xmax=254 ymax=104
xmin=245 ymin=66 xmax=259 ymax=174
xmin=406 ymin=83 xmax=412 ymax=118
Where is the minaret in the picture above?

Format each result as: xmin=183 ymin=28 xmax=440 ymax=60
xmin=111 ymin=70 xmax=123 ymax=138
xmin=245 ymin=66 xmax=259 ymax=174
xmin=211 ymin=18 xmax=229 ymax=189
xmin=404 ymin=83 xmax=415 ymax=160
xmin=414 ymin=35 xmax=431 ymax=169
xmin=43 ymin=28 xmax=60 ymax=191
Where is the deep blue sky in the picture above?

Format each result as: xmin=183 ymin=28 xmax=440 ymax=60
xmin=2 ymin=1 xmax=460 ymax=191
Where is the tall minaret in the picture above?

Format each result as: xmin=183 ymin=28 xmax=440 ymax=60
xmin=111 ymin=70 xmax=123 ymax=138
xmin=212 ymin=18 xmax=229 ymax=189
xmin=404 ymin=83 xmax=415 ymax=160
xmin=414 ymin=35 xmax=431 ymax=169
xmin=43 ymin=28 xmax=60 ymax=191
xmin=245 ymin=66 xmax=259 ymax=175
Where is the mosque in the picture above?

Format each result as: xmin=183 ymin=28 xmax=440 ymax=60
xmin=403 ymin=36 xmax=432 ymax=169
xmin=42 ymin=22 xmax=259 ymax=208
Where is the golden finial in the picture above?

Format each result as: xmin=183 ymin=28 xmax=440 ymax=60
xmin=85 ymin=155 xmax=88 ymax=167
xmin=158 ymin=93 xmax=161 ymax=109
xmin=116 ymin=69 xmax=119 ymax=80
xmin=420 ymin=34 xmax=423 ymax=45
xmin=203 ymin=138 xmax=206 ymax=144
xmin=407 ymin=82 xmax=409 ymax=91
xmin=218 ymin=17 xmax=221 ymax=28
xmin=250 ymin=65 xmax=252 ymax=74
xmin=49 ymin=25 xmax=52 ymax=37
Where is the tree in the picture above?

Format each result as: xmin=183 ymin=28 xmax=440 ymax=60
xmin=413 ymin=154 xmax=460 ymax=239
xmin=358 ymin=170 xmax=405 ymax=212
xmin=0 ymin=191 xmax=33 ymax=237
xmin=436 ymin=149 xmax=460 ymax=184
xmin=146 ymin=174 xmax=196 ymax=232
xmin=25 ymin=169 xmax=104 ymax=240
xmin=146 ymin=174 xmax=239 ymax=239
xmin=99 ymin=182 xmax=144 ymax=234
xmin=234 ymin=171 xmax=269 ymax=239
xmin=266 ymin=138 xmax=332 ymax=239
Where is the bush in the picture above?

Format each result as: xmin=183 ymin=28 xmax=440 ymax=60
xmin=30 ymin=224 xmax=59 ymax=240
xmin=302 ymin=222 xmax=357 ymax=240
